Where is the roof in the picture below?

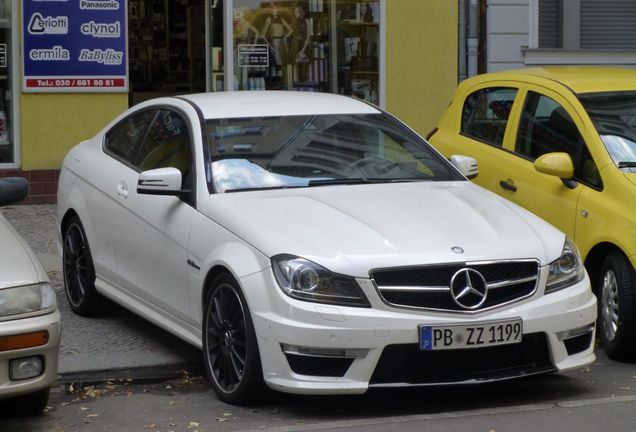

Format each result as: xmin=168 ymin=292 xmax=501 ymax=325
xmin=480 ymin=66 xmax=636 ymax=94
xmin=178 ymin=91 xmax=381 ymax=119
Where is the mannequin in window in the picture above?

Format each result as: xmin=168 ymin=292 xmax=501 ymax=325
xmin=292 ymin=3 xmax=311 ymax=63
xmin=260 ymin=2 xmax=293 ymax=66
xmin=234 ymin=8 xmax=260 ymax=44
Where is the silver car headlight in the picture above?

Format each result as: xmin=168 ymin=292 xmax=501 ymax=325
xmin=272 ymin=255 xmax=370 ymax=307
xmin=545 ymin=238 xmax=585 ymax=294
xmin=0 ymin=283 xmax=57 ymax=318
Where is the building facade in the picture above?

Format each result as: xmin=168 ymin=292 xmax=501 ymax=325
xmin=486 ymin=0 xmax=636 ymax=71
xmin=0 ymin=0 xmax=458 ymax=203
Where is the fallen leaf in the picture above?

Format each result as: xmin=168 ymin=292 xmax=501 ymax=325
xmin=80 ymin=407 xmax=91 ymax=411
xmin=216 ymin=418 xmax=228 ymax=422
xmin=86 ymin=414 xmax=99 ymax=418
xmin=222 ymin=412 xmax=232 ymax=417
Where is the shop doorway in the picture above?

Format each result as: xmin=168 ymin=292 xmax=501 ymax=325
xmin=128 ymin=0 xmax=206 ymax=106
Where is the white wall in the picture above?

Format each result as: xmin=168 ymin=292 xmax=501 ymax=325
xmin=487 ymin=0 xmax=531 ymax=71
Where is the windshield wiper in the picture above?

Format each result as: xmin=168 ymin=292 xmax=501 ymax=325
xmin=225 ymin=185 xmax=305 ymax=193
xmin=618 ymin=161 xmax=636 ymax=168
xmin=307 ymin=178 xmax=426 ymax=187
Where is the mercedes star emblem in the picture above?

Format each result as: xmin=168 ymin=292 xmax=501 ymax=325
xmin=450 ymin=268 xmax=488 ymax=310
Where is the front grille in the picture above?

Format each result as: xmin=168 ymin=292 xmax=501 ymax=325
xmin=564 ymin=331 xmax=594 ymax=355
xmin=370 ymin=332 xmax=553 ymax=385
xmin=372 ymin=261 xmax=539 ymax=312
xmin=285 ymin=354 xmax=354 ymax=377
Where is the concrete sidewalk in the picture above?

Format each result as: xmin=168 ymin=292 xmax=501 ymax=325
xmin=2 ymin=204 xmax=202 ymax=382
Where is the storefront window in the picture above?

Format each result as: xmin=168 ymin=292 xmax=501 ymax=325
xmin=0 ymin=1 xmax=13 ymax=164
xmin=228 ymin=0 xmax=380 ymax=104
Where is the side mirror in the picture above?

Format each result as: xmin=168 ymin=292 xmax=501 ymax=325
xmin=534 ymin=152 xmax=574 ymax=179
xmin=137 ymin=167 xmax=186 ymax=196
xmin=449 ymin=155 xmax=479 ymax=179
xmin=0 ymin=177 xmax=29 ymax=206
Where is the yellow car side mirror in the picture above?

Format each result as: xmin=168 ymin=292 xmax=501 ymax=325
xmin=534 ymin=152 xmax=574 ymax=179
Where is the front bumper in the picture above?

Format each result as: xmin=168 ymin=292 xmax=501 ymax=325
xmin=240 ymin=267 xmax=596 ymax=395
xmin=0 ymin=308 xmax=61 ymax=399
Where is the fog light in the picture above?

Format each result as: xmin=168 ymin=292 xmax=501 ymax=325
xmin=10 ymin=356 xmax=44 ymax=380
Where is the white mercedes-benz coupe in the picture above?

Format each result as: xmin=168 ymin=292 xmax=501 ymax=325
xmin=57 ymin=91 xmax=596 ymax=404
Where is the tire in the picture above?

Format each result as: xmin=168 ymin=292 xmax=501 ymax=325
xmin=202 ymin=273 xmax=265 ymax=404
xmin=598 ymin=251 xmax=636 ymax=361
xmin=62 ymin=215 xmax=101 ymax=316
xmin=5 ymin=387 xmax=50 ymax=416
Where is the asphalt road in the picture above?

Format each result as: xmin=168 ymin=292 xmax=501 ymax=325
xmin=1 ymin=349 xmax=636 ymax=432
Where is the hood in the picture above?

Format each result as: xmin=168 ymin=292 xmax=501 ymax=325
xmin=624 ymin=170 xmax=636 ymax=186
xmin=0 ymin=212 xmax=44 ymax=289
xmin=204 ymin=182 xmax=565 ymax=278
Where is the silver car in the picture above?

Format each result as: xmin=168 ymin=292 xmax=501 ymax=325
xmin=0 ymin=177 xmax=61 ymax=415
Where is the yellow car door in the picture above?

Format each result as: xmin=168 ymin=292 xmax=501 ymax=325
xmin=494 ymin=85 xmax=602 ymax=239
xmin=430 ymin=82 xmax=522 ymax=193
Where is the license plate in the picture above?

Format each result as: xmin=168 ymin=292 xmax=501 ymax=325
xmin=419 ymin=319 xmax=523 ymax=351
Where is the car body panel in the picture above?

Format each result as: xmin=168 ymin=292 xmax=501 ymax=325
xmin=202 ymin=182 xmax=564 ymax=278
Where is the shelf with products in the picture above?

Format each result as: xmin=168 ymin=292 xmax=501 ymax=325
xmin=334 ymin=1 xmax=379 ymax=104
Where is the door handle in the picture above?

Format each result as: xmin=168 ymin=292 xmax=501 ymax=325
xmin=116 ymin=182 xmax=129 ymax=199
xmin=499 ymin=179 xmax=517 ymax=192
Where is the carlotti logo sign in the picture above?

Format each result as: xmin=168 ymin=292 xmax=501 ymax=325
xmin=23 ymin=0 xmax=127 ymax=92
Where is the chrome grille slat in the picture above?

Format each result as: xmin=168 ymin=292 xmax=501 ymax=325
xmin=371 ymin=260 xmax=539 ymax=312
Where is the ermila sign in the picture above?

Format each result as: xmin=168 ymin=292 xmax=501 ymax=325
xmin=23 ymin=0 xmax=127 ymax=92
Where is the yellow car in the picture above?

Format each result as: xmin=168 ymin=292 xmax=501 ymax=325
xmin=429 ymin=66 xmax=636 ymax=361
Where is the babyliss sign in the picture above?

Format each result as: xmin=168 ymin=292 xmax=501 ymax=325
xmin=23 ymin=0 xmax=127 ymax=91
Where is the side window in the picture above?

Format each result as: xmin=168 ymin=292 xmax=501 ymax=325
xmin=516 ymin=91 xmax=602 ymax=187
xmin=461 ymin=87 xmax=518 ymax=147
xmin=104 ymin=110 xmax=156 ymax=164
xmin=133 ymin=110 xmax=193 ymax=175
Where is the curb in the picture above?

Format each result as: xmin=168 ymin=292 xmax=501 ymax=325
xmin=57 ymin=362 xmax=205 ymax=387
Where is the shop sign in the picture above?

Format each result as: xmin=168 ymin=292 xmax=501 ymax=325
xmin=23 ymin=0 xmax=127 ymax=92
xmin=238 ymin=45 xmax=269 ymax=68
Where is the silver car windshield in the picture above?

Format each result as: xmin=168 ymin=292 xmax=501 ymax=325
xmin=205 ymin=113 xmax=461 ymax=193
xmin=578 ymin=91 xmax=636 ymax=170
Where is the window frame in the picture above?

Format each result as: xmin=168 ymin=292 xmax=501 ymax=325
xmin=459 ymin=86 xmax=519 ymax=149
xmin=511 ymin=89 xmax=603 ymax=191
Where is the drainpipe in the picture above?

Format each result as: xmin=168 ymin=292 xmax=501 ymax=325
xmin=467 ymin=0 xmax=479 ymax=77
xmin=458 ymin=0 xmax=467 ymax=82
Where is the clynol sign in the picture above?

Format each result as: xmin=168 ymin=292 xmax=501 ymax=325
xmin=22 ymin=0 xmax=127 ymax=92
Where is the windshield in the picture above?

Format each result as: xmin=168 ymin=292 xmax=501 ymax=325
xmin=578 ymin=91 xmax=636 ymax=170
xmin=205 ymin=113 xmax=461 ymax=193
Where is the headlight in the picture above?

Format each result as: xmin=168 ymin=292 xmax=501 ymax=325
xmin=0 ymin=283 xmax=57 ymax=318
xmin=272 ymin=255 xmax=370 ymax=307
xmin=545 ymin=238 xmax=585 ymax=294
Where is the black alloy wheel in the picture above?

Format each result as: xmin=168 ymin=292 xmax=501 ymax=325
xmin=202 ymin=273 xmax=264 ymax=404
xmin=599 ymin=251 xmax=636 ymax=361
xmin=62 ymin=215 xmax=100 ymax=316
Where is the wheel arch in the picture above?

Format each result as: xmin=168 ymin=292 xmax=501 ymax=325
xmin=201 ymin=264 xmax=235 ymax=309
xmin=585 ymin=242 xmax=629 ymax=294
